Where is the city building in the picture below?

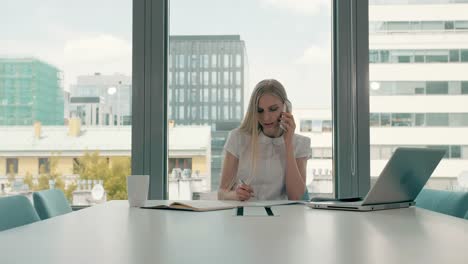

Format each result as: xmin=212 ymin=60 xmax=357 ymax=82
xmin=0 ymin=122 xmax=212 ymax=202
xmin=69 ymin=96 xmax=112 ymax=126
xmin=168 ymin=35 xmax=247 ymax=192
xmin=369 ymin=0 xmax=468 ymax=190
xmin=0 ymin=57 xmax=64 ymax=126
xmin=295 ymin=1 xmax=468 ymax=194
xmin=69 ymin=72 xmax=131 ymax=126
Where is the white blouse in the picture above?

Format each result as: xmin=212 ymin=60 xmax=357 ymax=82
xmin=223 ymin=128 xmax=311 ymax=200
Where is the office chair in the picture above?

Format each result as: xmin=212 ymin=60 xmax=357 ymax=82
xmin=0 ymin=195 xmax=40 ymax=231
xmin=415 ymin=188 xmax=468 ymax=219
xmin=33 ymin=189 xmax=72 ymax=220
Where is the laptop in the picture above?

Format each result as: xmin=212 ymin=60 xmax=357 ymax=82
xmin=308 ymin=147 xmax=446 ymax=211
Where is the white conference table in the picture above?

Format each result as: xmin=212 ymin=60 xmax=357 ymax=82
xmin=0 ymin=200 xmax=467 ymax=264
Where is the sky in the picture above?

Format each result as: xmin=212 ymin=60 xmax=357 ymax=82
xmin=0 ymin=0 xmax=332 ymax=109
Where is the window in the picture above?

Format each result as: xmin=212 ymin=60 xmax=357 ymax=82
xmin=462 ymin=82 xmax=468 ymax=94
xmin=223 ymin=71 xmax=229 ymax=85
xmin=370 ymin=113 xmax=379 ymax=126
xmin=211 ymin=55 xmax=217 ymax=68
xmin=387 ymin=21 xmax=410 ymax=31
xmin=224 ymin=54 xmax=229 ymax=68
xmin=1 ymin=0 xmax=132 ymax=206
xmin=451 ymin=146 xmax=461 ymax=159
xmin=179 ymin=89 xmax=185 ymax=102
xmin=211 ymin=72 xmax=217 ymax=85
xmin=392 ymin=113 xmax=412 ymax=126
xmin=426 ymin=113 xmax=449 ymax=126
xmin=169 ymin=0 xmax=332 ymax=198
xmin=461 ymin=50 xmax=468 ymax=62
xmin=301 ymin=120 xmax=313 ymax=132
xmin=415 ymin=113 xmax=425 ymax=126
xmin=179 ymin=55 xmax=185 ymax=68
xmin=450 ymin=113 xmax=468 ymax=126
xmin=38 ymin=158 xmax=50 ymax=174
xmin=179 ymin=72 xmax=185 ymax=85
xmin=445 ymin=21 xmax=454 ymax=30
xmin=426 ymin=82 xmax=448 ymax=94
xmin=426 ymin=51 xmax=449 ymax=63
xmin=380 ymin=113 xmax=391 ymax=126
xmin=369 ymin=1 xmax=468 ymax=192
xmin=449 ymin=50 xmax=460 ymax=62
xmin=203 ymin=55 xmax=209 ymax=68
xmin=323 ymin=120 xmax=332 ymax=132
xmin=203 ymin=72 xmax=209 ymax=85
xmin=455 ymin=21 xmax=468 ymax=30
xmin=168 ymin=158 xmax=192 ymax=174
xmin=422 ymin=21 xmax=445 ymax=31
xmin=6 ymin=158 xmax=18 ymax=174
xmin=223 ymin=106 xmax=229 ymax=120
xmin=235 ymin=71 xmax=241 ymax=85
xmin=235 ymin=54 xmax=241 ymax=67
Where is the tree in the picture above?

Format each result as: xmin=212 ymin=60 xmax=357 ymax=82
xmin=75 ymin=151 xmax=131 ymax=200
xmin=23 ymin=171 xmax=34 ymax=190
xmin=36 ymin=154 xmax=69 ymax=200
xmin=104 ymin=157 xmax=131 ymax=200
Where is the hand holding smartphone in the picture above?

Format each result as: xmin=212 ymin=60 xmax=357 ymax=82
xmin=280 ymin=101 xmax=291 ymax=131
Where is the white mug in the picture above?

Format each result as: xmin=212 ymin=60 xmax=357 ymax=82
xmin=127 ymin=175 xmax=149 ymax=207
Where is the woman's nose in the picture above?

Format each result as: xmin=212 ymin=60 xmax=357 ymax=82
xmin=264 ymin=112 xmax=274 ymax=122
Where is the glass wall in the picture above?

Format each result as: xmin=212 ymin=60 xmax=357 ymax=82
xmin=369 ymin=0 xmax=468 ymax=191
xmin=169 ymin=0 xmax=332 ymax=200
xmin=0 ymin=0 xmax=132 ymax=206
xmin=369 ymin=49 xmax=468 ymax=63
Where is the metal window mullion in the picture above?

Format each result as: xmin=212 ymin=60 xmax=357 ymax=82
xmin=132 ymin=0 xmax=169 ymax=200
xmin=333 ymin=0 xmax=370 ymax=199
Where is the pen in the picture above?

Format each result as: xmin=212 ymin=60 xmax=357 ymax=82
xmin=239 ymin=179 xmax=255 ymax=197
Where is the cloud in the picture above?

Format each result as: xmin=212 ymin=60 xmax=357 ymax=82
xmin=62 ymin=34 xmax=132 ymax=90
xmin=0 ymin=33 xmax=131 ymax=91
xmin=295 ymin=45 xmax=330 ymax=65
xmin=63 ymin=34 xmax=131 ymax=64
xmin=259 ymin=0 xmax=329 ymax=15
xmin=248 ymin=53 xmax=332 ymax=109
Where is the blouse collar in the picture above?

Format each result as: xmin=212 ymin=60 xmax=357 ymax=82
xmin=259 ymin=131 xmax=284 ymax=145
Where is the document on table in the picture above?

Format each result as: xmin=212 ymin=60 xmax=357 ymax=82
xmin=141 ymin=200 xmax=302 ymax=212
xmin=141 ymin=200 xmax=237 ymax=212
xmin=223 ymin=200 xmax=302 ymax=207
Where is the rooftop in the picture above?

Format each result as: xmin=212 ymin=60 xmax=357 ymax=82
xmin=0 ymin=125 xmax=211 ymax=156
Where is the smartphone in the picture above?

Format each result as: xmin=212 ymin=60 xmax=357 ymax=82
xmin=279 ymin=101 xmax=292 ymax=131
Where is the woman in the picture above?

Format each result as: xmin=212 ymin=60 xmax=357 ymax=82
xmin=218 ymin=79 xmax=311 ymax=201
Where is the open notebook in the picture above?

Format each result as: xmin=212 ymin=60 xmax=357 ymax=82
xmin=141 ymin=200 xmax=301 ymax=212
xmin=141 ymin=200 xmax=238 ymax=212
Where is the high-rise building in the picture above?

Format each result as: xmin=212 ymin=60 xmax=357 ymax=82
xmin=0 ymin=58 xmax=64 ymax=126
xmin=168 ymin=35 xmax=246 ymax=125
xmin=369 ymin=0 xmax=468 ymax=190
xmin=298 ymin=0 xmax=468 ymax=195
xmin=69 ymin=73 xmax=132 ymax=126
xmin=168 ymin=35 xmax=247 ymax=191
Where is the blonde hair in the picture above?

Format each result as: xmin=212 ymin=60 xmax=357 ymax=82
xmin=235 ymin=79 xmax=290 ymax=187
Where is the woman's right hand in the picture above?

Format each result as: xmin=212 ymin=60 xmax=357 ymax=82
xmin=235 ymin=183 xmax=255 ymax=201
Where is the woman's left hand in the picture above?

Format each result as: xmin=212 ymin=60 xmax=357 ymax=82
xmin=280 ymin=112 xmax=296 ymax=145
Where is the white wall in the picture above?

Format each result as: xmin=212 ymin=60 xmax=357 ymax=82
xmin=370 ymin=4 xmax=468 ymax=21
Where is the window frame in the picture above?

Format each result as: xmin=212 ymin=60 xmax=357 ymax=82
xmin=132 ymin=0 xmax=371 ymax=199
xmin=132 ymin=0 xmax=169 ymax=199
xmin=333 ymin=0 xmax=370 ymax=199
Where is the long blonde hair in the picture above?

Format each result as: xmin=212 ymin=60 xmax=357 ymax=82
xmin=237 ymin=79 xmax=290 ymax=185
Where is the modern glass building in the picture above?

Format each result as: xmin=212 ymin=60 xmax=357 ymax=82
xmin=297 ymin=0 xmax=468 ymax=194
xmin=0 ymin=58 xmax=64 ymax=126
xmin=168 ymin=35 xmax=247 ymax=191
xmin=69 ymin=73 xmax=132 ymax=126
xmin=168 ymin=35 xmax=246 ymax=126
